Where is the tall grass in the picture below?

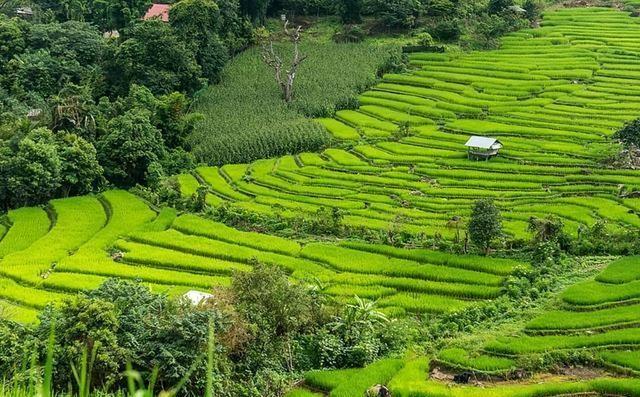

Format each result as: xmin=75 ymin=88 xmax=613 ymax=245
xmin=2 ymin=320 xmax=219 ymax=397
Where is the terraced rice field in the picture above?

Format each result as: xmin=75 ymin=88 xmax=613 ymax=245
xmin=290 ymin=356 xmax=640 ymax=397
xmin=286 ymin=256 xmax=640 ymax=396
xmin=178 ymin=7 xmax=640 ymax=240
xmin=0 ymin=190 xmax=524 ymax=323
xmin=435 ymin=256 xmax=640 ymax=377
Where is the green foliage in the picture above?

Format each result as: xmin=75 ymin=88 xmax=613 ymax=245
xmin=229 ymin=262 xmax=322 ymax=371
xmin=36 ymin=0 xmax=152 ymax=31
xmin=364 ymin=0 xmax=421 ymax=29
xmin=338 ymin=0 xmax=363 ymax=23
xmin=311 ymin=298 xmax=412 ymax=368
xmin=430 ymin=18 xmax=462 ymax=41
xmin=56 ymin=132 xmax=104 ymax=196
xmin=37 ymin=296 xmax=124 ymax=389
xmin=0 ymin=319 xmax=36 ymax=377
xmin=523 ymin=0 xmax=544 ymax=21
xmin=614 ymin=118 xmax=640 ymax=148
xmin=468 ymin=199 xmax=502 ymax=255
xmin=240 ymin=0 xmax=270 ymax=24
xmin=3 ymin=21 xmax=107 ymax=99
xmin=487 ymin=0 xmax=515 ymax=15
xmin=112 ymin=20 xmax=203 ymax=96
xmin=97 ymin=109 xmax=166 ymax=186
xmin=170 ymin=0 xmax=229 ymax=83
xmin=0 ymin=128 xmax=101 ymax=209
xmin=424 ymin=0 xmax=456 ymax=16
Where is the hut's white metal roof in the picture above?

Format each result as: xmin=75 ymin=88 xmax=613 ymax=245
xmin=465 ymin=136 xmax=502 ymax=149
xmin=183 ymin=290 xmax=213 ymax=305
xmin=508 ymin=5 xmax=527 ymax=13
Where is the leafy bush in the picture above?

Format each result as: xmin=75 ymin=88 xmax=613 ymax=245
xmin=338 ymin=0 xmax=363 ymax=23
xmin=487 ymin=0 xmax=515 ymax=15
xmin=614 ymin=117 xmax=640 ymax=148
xmin=333 ymin=24 xmax=367 ymax=43
xmin=468 ymin=199 xmax=502 ymax=255
xmin=112 ymin=20 xmax=203 ymax=96
xmin=425 ymin=0 xmax=457 ymax=16
xmin=365 ymin=0 xmax=421 ymax=30
xmin=430 ymin=18 xmax=462 ymax=41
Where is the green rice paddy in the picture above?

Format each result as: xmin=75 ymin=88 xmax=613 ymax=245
xmin=176 ymin=7 xmax=640 ymax=241
xmin=0 ymin=189 xmax=525 ymax=323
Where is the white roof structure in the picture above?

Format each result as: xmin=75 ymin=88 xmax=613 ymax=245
xmin=465 ymin=136 xmax=503 ymax=150
xmin=16 ymin=7 xmax=33 ymax=16
xmin=183 ymin=290 xmax=213 ymax=305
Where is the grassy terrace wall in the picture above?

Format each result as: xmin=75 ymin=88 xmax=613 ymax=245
xmin=180 ymin=7 xmax=640 ymax=241
xmin=0 ymin=191 xmax=524 ymax=323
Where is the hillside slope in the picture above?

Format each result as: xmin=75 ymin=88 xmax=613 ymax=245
xmin=185 ymin=7 xmax=640 ymax=242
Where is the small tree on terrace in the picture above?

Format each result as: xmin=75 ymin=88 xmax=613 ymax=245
xmin=614 ymin=118 xmax=640 ymax=148
xmin=261 ymin=19 xmax=307 ymax=103
xmin=468 ymin=198 xmax=502 ymax=255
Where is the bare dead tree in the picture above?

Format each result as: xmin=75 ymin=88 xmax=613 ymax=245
xmin=261 ymin=20 xmax=307 ymax=103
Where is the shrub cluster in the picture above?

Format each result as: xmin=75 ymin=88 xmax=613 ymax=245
xmin=0 ymin=264 xmax=411 ymax=396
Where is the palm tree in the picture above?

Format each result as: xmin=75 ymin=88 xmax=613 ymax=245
xmin=330 ymin=296 xmax=388 ymax=333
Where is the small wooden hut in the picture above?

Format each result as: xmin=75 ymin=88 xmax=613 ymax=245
xmin=465 ymin=136 xmax=503 ymax=160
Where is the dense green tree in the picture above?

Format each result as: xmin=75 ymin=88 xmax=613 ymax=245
xmin=0 ymin=128 xmax=62 ymax=208
xmin=240 ymin=0 xmax=270 ymax=24
xmin=523 ymin=0 xmax=543 ymax=21
xmin=528 ymin=215 xmax=566 ymax=244
xmin=0 ymin=127 xmax=102 ymax=208
xmin=56 ymin=132 xmax=103 ymax=196
xmin=170 ymin=0 xmax=229 ymax=83
xmin=36 ymin=297 xmax=124 ymax=390
xmin=0 ymin=320 xmax=35 ymax=377
xmin=468 ymin=198 xmax=503 ymax=255
xmin=3 ymin=21 xmax=106 ymax=98
xmin=430 ymin=17 xmax=462 ymax=41
xmin=27 ymin=21 xmax=106 ymax=66
xmin=338 ymin=0 xmax=362 ymax=23
xmin=229 ymin=262 xmax=321 ymax=372
xmin=97 ymin=109 xmax=165 ymax=186
xmin=112 ymin=20 xmax=203 ymax=95
xmin=115 ymin=84 xmax=201 ymax=149
xmin=161 ymin=147 xmax=196 ymax=175
xmin=365 ymin=0 xmax=421 ymax=29
xmin=83 ymin=279 xmax=221 ymax=394
xmin=50 ymin=83 xmax=99 ymax=140
xmin=425 ymin=0 xmax=457 ymax=16
xmin=215 ymin=0 xmax=253 ymax=54
xmin=614 ymin=118 xmax=640 ymax=148
xmin=4 ymin=49 xmax=69 ymax=97
xmin=87 ymin=0 xmax=152 ymax=31
xmin=0 ymin=15 xmax=26 ymax=68
xmin=487 ymin=0 xmax=514 ymax=15
xmin=155 ymin=92 xmax=201 ymax=149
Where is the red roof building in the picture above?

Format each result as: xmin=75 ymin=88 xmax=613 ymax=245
xmin=143 ymin=3 xmax=171 ymax=22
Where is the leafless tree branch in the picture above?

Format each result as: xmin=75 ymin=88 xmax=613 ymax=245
xmin=261 ymin=19 xmax=307 ymax=103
